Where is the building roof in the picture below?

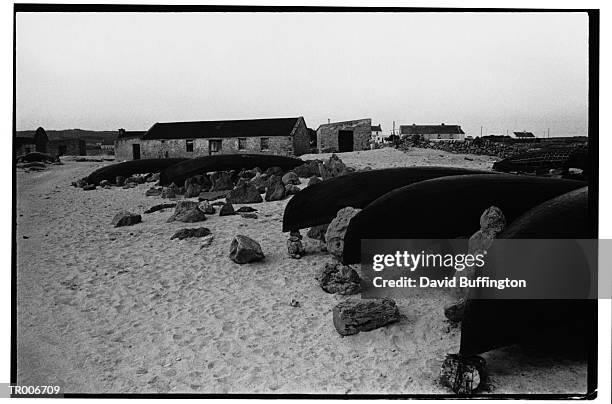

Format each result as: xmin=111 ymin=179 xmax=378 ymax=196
xmin=400 ymin=124 xmax=465 ymax=135
xmin=371 ymin=125 xmax=382 ymax=132
xmin=514 ymin=131 xmax=535 ymax=138
xmin=140 ymin=117 xmax=302 ymax=140
xmin=117 ymin=130 xmax=146 ymax=140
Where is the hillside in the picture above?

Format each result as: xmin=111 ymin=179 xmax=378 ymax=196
xmin=16 ymin=129 xmax=120 ymax=145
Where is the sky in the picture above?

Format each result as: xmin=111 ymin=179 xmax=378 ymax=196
xmin=16 ymin=12 xmax=589 ymax=137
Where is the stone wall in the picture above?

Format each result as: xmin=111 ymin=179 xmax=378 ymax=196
xmin=48 ymin=139 xmax=86 ymax=156
xmin=317 ymin=118 xmax=372 ymax=153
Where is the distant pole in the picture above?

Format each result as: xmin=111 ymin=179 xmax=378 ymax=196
xmin=548 ymin=128 xmax=550 ymax=138
xmin=480 ymin=126 xmax=483 ymax=136
xmin=393 ymin=121 xmax=395 ymax=135
xmin=328 ymin=118 xmax=330 ymax=124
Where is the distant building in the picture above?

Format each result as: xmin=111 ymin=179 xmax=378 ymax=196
xmin=399 ymin=123 xmax=465 ymax=141
xmin=317 ymin=118 xmax=372 ymax=153
xmin=114 ymin=117 xmax=309 ymax=161
xmin=371 ymin=124 xmax=384 ymax=143
xmin=15 ymin=127 xmax=49 ymax=156
xmin=48 ymin=139 xmax=87 ymax=156
xmin=514 ymin=131 xmax=535 ymax=138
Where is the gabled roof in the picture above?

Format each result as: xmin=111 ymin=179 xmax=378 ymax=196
xmin=371 ymin=125 xmax=382 ymax=132
xmin=141 ymin=117 xmax=302 ymax=140
xmin=514 ymin=131 xmax=535 ymax=138
xmin=400 ymin=124 xmax=464 ymax=135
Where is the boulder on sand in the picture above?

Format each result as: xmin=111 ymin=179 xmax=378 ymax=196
xmin=161 ymin=187 xmax=176 ymax=199
xmin=319 ymin=154 xmax=349 ymax=180
xmin=325 ymin=207 xmax=361 ymax=261
xmin=284 ymin=184 xmax=300 ymax=196
xmin=265 ymin=166 xmax=284 ymax=177
xmin=293 ymin=160 xmax=321 ymax=178
xmin=440 ymin=354 xmax=486 ymax=395
xmin=317 ymin=262 xmax=361 ymax=295
xmin=115 ymin=176 xmax=126 ymax=186
xmin=198 ymin=190 xmax=229 ymax=201
xmin=264 ymin=175 xmax=285 ymax=201
xmin=281 ymin=171 xmax=301 ymax=185
xmin=332 ymin=298 xmax=400 ymax=336
xmin=171 ymin=227 xmax=212 ymax=240
xmin=226 ymin=181 xmax=263 ymax=204
xmin=307 ymin=223 xmax=329 ymax=241
xmin=144 ymin=203 xmax=176 ymax=214
xmin=145 ymin=187 xmax=162 ymax=197
xmin=210 ymin=171 xmax=234 ymax=191
xmin=185 ymin=182 xmax=203 ymax=198
xmin=229 ymin=235 xmax=265 ymax=264
xmin=167 ymin=201 xmax=207 ymax=223
xmin=307 ymin=176 xmax=322 ymax=187
xmin=111 ymin=211 xmax=142 ymax=227
xmin=250 ymin=173 xmax=269 ymax=194
xmin=235 ymin=206 xmax=257 ymax=213
xmin=219 ymin=203 xmax=236 ymax=216
xmin=197 ymin=200 xmax=216 ymax=214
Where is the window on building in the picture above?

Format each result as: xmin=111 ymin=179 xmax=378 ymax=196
xmin=209 ymin=139 xmax=222 ymax=153
xmin=238 ymin=138 xmax=247 ymax=150
xmin=260 ymin=137 xmax=269 ymax=151
xmin=186 ymin=139 xmax=194 ymax=152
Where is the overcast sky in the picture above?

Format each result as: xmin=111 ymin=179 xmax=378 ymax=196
xmin=16 ymin=12 xmax=589 ymax=137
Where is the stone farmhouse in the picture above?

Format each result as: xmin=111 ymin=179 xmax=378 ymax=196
xmin=399 ymin=123 xmax=465 ymax=141
xmin=316 ymin=118 xmax=372 ymax=153
xmin=114 ymin=117 xmax=310 ymax=161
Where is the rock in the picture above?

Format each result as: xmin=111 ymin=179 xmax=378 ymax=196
xmin=147 ymin=172 xmax=160 ymax=182
xmin=185 ymin=182 xmax=202 ymax=198
xmin=281 ymin=171 xmax=301 ymax=185
xmin=284 ymin=184 xmax=300 ymax=196
xmin=145 ymin=188 xmax=162 ymax=197
xmin=325 ymin=207 xmax=361 ymax=261
xmin=319 ymin=154 xmax=348 ymax=180
xmin=111 ymin=211 xmax=142 ymax=227
xmin=144 ymin=203 xmax=176 ymax=214
xmin=293 ymin=160 xmax=321 ymax=177
xmin=115 ymin=176 xmax=126 ymax=186
xmin=82 ymin=184 xmax=96 ymax=191
xmin=307 ymin=224 xmax=329 ymax=241
xmin=444 ymin=299 xmax=466 ymax=323
xmin=122 ymin=182 xmax=137 ymax=189
xmin=235 ymin=206 xmax=257 ymax=213
xmin=240 ymin=212 xmax=258 ymax=219
xmin=197 ymin=190 xmax=229 ymax=201
xmin=289 ymin=299 xmax=300 ymax=308
xmin=317 ymin=262 xmax=361 ymax=295
xmin=99 ymin=180 xmax=110 ymax=187
xmin=219 ymin=203 xmax=235 ymax=216
xmin=249 ymin=173 xmax=269 ymax=194
xmin=170 ymin=227 xmax=212 ymax=240
xmin=264 ymin=175 xmax=285 ymax=201
xmin=265 ymin=166 xmax=283 ymax=177
xmin=210 ymin=171 xmax=234 ymax=191
xmin=440 ymin=354 xmax=486 ymax=395
xmin=197 ymin=201 xmax=216 ymax=214
xmin=74 ymin=178 xmax=88 ymax=188
xmin=229 ymin=235 xmax=264 ymax=264
xmin=479 ymin=206 xmax=506 ymax=233
xmin=286 ymin=235 xmax=304 ymax=258
xmin=167 ymin=201 xmax=206 ymax=223
xmin=226 ymin=182 xmax=263 ymax=204
xmin=161 ymin=187 xmax=176 ymax=199
xmin=307 ymin=176 xmax=322 ymax=186
xmin=332 ymin=298 xmax=400 ymax=336
xmin=238 ymin=168 xmax=257 ymax=180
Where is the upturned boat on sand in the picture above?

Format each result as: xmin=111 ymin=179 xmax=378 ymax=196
xmin=159 ymin=154 xmax=304 ymax=186
xmin=342 ymin=174 xmax=586 ymax=264
xmin=282 ymin=166 xmax=494 ymax=232
xmin=86 ymin=158 xmax=188 ymax=185
xmin=459 ymin=187 xmax=595 ymax=364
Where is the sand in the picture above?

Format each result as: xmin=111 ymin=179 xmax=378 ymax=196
xmin=15 ymin=147 xmax=587 ymax=394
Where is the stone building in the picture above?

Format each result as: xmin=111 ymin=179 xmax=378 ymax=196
xmin=316 ymin=118 xmax=372 ymax=153
xmin=15 ymin=127 xmax=49 ymax=156
xmin=399 ymin=123 xmax=465 ymax=141
xmin=114 ymin=117 xmax=310 ymax=161
xmin=48 ymin=138 xmax=87 ymax=156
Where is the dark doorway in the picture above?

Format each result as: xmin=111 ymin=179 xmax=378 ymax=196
xmin=58 ymin=145 xmax=67 ymax=156
xmin=338 ymin=130 xmax=354 ymax=152
xmin=132 ymin=144 xmax=141 ymax=160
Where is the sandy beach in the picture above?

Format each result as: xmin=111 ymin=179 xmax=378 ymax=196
xmin=15 ymin=148 xmax=587 ymax=394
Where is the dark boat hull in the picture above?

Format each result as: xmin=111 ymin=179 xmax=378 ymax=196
xmin=159 ymin=154 xmax=304 ymax=186
xmin=342 ymin=174 xmax=586 ymax=264
xmin=282 ymin=166 xmax=493 ymax=232
xmin=86 ymin=158 xmax=188 ymax=185
xmin=459 ymin=187 xmax=595 ymax=358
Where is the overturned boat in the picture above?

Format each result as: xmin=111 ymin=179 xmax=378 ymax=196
xmin=459 ymin=187 xmax=595 ymax=362
xmin=342 ymin=174 xmax=586 ymax=264
xmin=86 ymin=158 xmax=187 ymax=185
xmin=159 ymin=154 xmax=303 ymax=186
xmin=282 ymin=166 xmax=493 ymax=232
